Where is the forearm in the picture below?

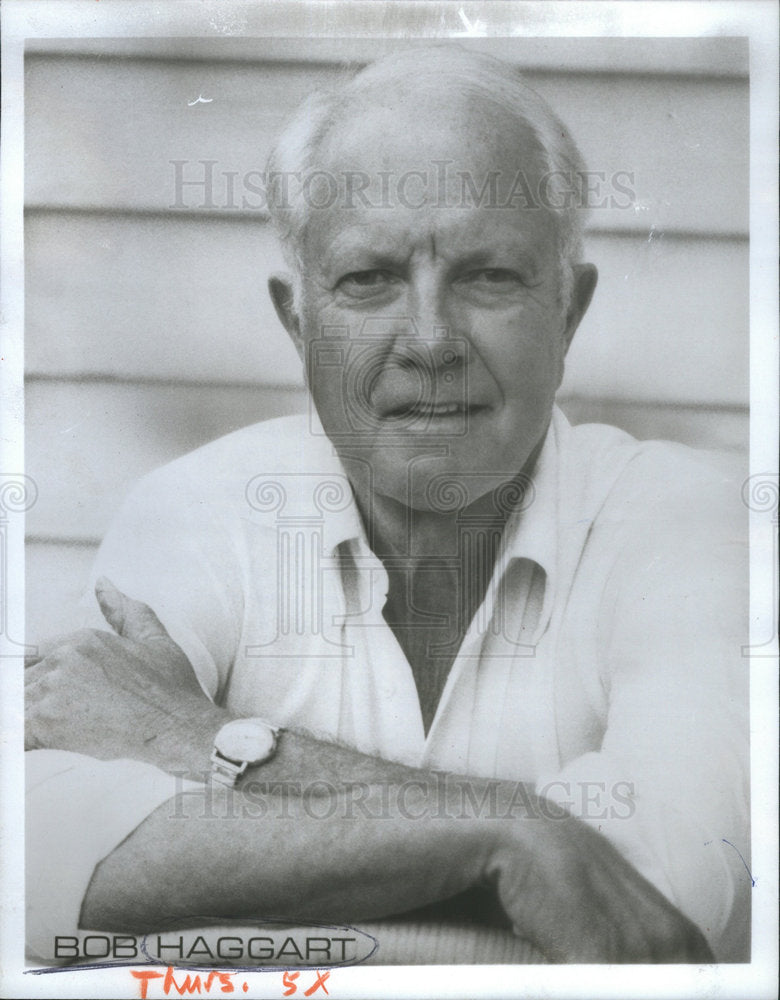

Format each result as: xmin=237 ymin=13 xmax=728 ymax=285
xmin=80 ymin=756 xmax=510 ymax=932
xmin=32 ymin=668 xmax=528 ymax=936
xmin=80 ymin=743 xmax=712 ymax=965
xmin=31 ymin=589 xmax=719 ymax=960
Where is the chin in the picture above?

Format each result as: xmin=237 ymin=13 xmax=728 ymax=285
xmin=371 ymin=449 xmax=528 ymax=514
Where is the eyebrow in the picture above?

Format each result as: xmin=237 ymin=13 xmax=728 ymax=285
xmin=451 ymin=247 xmax=541 ymax=269
xmin=327 ymin=239 xmax=542 ymax=264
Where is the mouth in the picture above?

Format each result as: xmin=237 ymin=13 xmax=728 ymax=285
xmin=381 ymin=401 xmax=486 ymax=421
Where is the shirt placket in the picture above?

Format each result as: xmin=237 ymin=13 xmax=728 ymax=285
xmin=343 ymin=537 xmax=427 ymax=760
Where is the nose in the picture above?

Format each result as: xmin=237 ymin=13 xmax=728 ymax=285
xmin=353 ymin=272 xmax=466 ymax=425
xmin=408 ymin=268 xmax=453 ymax=340
xmin=408 ymin=269 xmax=467 ymax=378
xmin=370 ymin=267 xmax=466 ymax=377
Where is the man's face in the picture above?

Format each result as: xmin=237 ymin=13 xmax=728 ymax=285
xmin=273 ymin=98 xmax=592 ymax=510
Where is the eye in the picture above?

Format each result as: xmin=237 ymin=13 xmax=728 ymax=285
xmin=462 ymin=268 xmax=524 ymax=287
xmin=337 ymin=270 xmax=400 ymax=298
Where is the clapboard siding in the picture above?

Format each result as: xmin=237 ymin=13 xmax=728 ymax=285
xmin=24 ymin=39 xmax=749 ymax=636
xmin=562 ymin=232 xmax=748 ymax=405
xmin=25 ymin=50 xmax=748 ymax=235
xmin=26 ymin=209 xmax=748 ymax=407
xmin=25 ymin=380 xmax=308 ymax=542
xmin=25 ymin=36 xmax=750 ymax=78
xmin=26 ymin=541 xmax=98 ymax=641
xmin=25 ymin=379 xmax=747 ymax=545
xmin=558 ymin=397 xmax=748 ymax=459
xmin=25 ymin=210 xmax=301 ymax=385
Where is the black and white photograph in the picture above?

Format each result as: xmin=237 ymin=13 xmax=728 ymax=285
xmin=1 ymin=1 xmax=777 ymax=997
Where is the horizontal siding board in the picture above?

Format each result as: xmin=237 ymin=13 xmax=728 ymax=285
xmin=25 ymin=380 xmax=308 ymax=542
xmin=25 ymin=37 xmax=749 ymax=78
xmin=557 ymin=396 xmax=748 ymax=457
xmin=26 ymin=210 xmax=748 ymax=407
xmin=26 ymin=380 xmax=746 ymax=544
xmin=25 ymin=210 xmax=303 ymax=386
xmin=531 ymin=73 xmax=747 ymax=237
xmin=561 ymin=233 xmax=748 ymax=406
xmin=25 ymin=53 xmax=748 ymax=235
xmin=26 ymin=541 xmax=98 ymax=642
xmin=24 ymin=56 xmax=343 ymax=214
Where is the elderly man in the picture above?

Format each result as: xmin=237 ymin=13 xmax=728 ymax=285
xmin=25 ymin=47 xmax=748 ymax=965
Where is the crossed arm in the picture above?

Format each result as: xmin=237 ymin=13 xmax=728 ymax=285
xmin=25 ymin=581 xmax=714 ymax=964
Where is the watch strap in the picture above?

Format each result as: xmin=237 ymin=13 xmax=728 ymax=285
xmin=209 ymin=751 xmax=250 ymax=788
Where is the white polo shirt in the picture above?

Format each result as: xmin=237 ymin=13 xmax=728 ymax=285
xmin=26 ymin=408 xmax=750 ymax=961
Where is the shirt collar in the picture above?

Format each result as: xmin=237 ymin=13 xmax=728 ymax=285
xmin=499 ymin=406 xmax=566 ymax=583
xmin=244 ymin=408 xmax=367 ymax=557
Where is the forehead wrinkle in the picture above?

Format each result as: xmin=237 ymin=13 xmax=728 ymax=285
xmin=312 ymin=220 xmax=416 ymax=264
xmin=305 ymin=208 xmax=557 ymax=284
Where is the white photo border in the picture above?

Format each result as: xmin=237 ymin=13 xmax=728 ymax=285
xmin=1 ymin=1 xmax=777 ymax=998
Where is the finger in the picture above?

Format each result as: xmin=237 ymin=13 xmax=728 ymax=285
xmin=95 ymin=577 xmax=170 ymax=643
xmin=25 ymin=724 xmax=43 ymax=751
xmin=24 ymin=660 xmax=56 ymax=689
xmin=24 ymin=635 xmax=66 ymax=668
xmin=584 ymin=843 xmax=711 ymax=963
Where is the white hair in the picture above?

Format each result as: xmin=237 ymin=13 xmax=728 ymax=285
xmin=266 ymin=46 xmax=588 ymax=309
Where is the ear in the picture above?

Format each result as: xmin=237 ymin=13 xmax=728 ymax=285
xmin=268 ymin=274 xmax=304 ymax=359
xmin=562 ymin=263 xmax=598 ymax=354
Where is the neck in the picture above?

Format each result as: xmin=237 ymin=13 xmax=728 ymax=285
xmin=361 ymin=493 xmax=473 ymax=560
xmin=347 ymin=433 xmax=547 ymax=562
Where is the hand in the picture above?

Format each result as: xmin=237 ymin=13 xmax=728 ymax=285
xmin=486 ymin=801 xmax=715 ymax=963
xmin=25 ymin=578 xmax=229 ymax=777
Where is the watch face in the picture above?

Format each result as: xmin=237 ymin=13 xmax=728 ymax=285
xmin=215 ymin=719 xmax=276 ymax=764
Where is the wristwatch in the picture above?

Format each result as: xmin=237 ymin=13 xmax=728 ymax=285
xmin=210 ymin=717 xmax=282 ymax=787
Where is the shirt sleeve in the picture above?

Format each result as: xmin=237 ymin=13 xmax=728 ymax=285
xmin=26 ymin=749 xmax=203 ymax=964
xmin=536 ymin=451 xmax=751 ymax=961
xmin=78 ymin=465 xmax=245 ymax=703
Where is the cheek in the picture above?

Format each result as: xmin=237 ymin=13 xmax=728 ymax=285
xmin=468 ymin=305 xmax=565 ymax=395
xmin=298 ymin=303 xmax=371 ymax=435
